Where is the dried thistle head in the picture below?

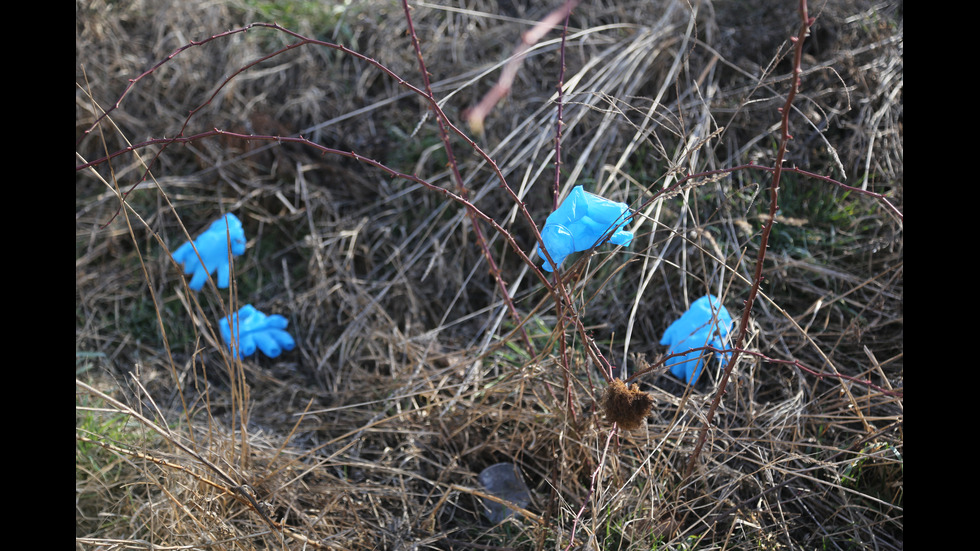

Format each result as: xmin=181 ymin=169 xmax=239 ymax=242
xmin=602 ymin=378 xmax=653 ymax=430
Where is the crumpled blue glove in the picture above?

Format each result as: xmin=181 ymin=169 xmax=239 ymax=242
xmin=172 ymin=213 xmax=247 ymax=291
xmin=660 ymin=295 xmax=733 ymax=384
xmin=535 ymin=185 xmax=634 ymax=272
xmin=219 ymin=304 xmax=295 ymax=359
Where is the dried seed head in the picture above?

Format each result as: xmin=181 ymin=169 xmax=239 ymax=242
xmin=602 ymin=378 xmax=653 ymax=430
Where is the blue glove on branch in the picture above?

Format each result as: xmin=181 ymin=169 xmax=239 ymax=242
xmin=172 ymin=213 xmax=247 ymax=291
xmin=536 ymin=186 xmax=634 ymax=272
xmin=219 ymin=304 xmax=295 ymax=359
xmin=660 ymin=295 xmax=733 ymax=384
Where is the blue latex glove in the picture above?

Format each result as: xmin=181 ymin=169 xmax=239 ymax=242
xmin=660 ymin=295 xmax=733 ymax=384
xmin=536 ymin=186 xmax=634 ymax=272
xmin=172 ymin=213 xmax=247 ymax=291
xmin=219 ymin=304 xmax=295 ymax=359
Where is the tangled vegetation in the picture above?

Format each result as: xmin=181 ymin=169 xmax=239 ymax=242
xmin=77 ymin=1 xmax=903 ymax=549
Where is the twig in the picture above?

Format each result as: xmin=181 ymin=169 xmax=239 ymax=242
xmin=552 ymin=1 xmax=577 ymax=423
xmin=464 ymin=1 xmax=580 ymax=135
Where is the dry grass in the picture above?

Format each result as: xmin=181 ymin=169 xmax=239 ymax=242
xmin=76 ymin=0 xmax=903 ymax=549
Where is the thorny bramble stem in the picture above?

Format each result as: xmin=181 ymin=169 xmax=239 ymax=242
xmin=400 ymin=0 xmax=533 ymax=353
xmin=684 ymin=0 xmax=814 ymax=478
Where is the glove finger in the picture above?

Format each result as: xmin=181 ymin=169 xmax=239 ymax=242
xmin=669 ymin=362 xmax=687 ymax=380
xmin=689 ymin=366 xmax=703 ymax=384
xmin=253 ymin=333 xmax=281 ymax=358
xmin=272 ymin=330 xmax=295 ymax=351
xmin=669 ymin=350 xmax=701 ymax=384
xmin=184 ymin=257 xmax=202 ymax=277
xmin=216 ymin=264 xmax=230 ymax=289
xmin=219 ymin=316 xmax=235 ymax=346
xmin=238 ymin=334 xmax=257 ymax=358
xmin=226 ymin=332 xmax=254 ymax=358
xmin=173 ymin=243 xmax=192 ymax=264
xmin=189 ymin=269 xmax=208 ymax=291
xmin=266 ymin=315 xmax=289 ymax=329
